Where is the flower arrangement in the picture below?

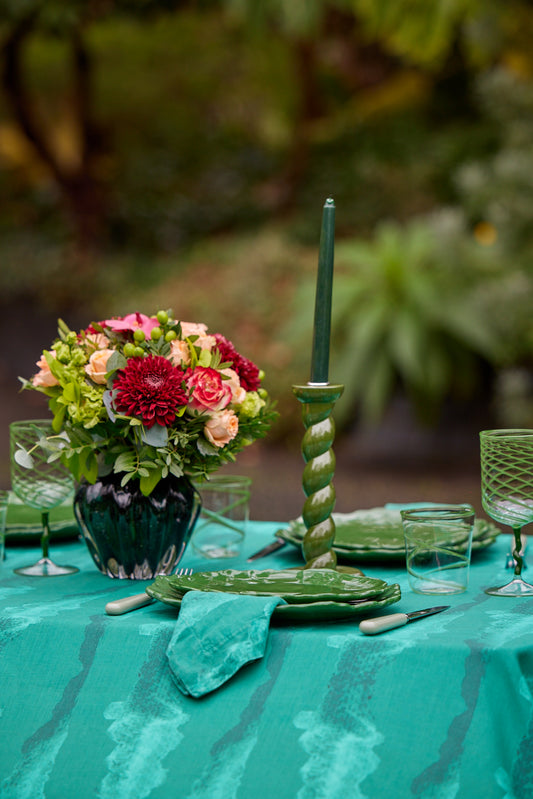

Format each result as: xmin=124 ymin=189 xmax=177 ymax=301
xmin=22 ymin=311 xmax=277 ymax=494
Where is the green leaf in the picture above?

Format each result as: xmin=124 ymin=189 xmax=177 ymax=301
xmin=198 ymin=348 xmax=212 ymax=367
xmin=63 ymin=383 xmax=78 ymax=402
xmin=50 ymin=402 xmax=66 ymax=433
xmin=82 ymin=450 xmax=99 ymax=483
xmin=140 ymin=469 xmax=162 ymax=496
xmin=169 ymin=462 xmax=184 ymax=479
xmin=113 ymin=451 xmax=136 ymax=473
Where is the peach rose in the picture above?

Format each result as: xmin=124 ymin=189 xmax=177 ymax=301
xmin=180 ymin=322 xmax=208 ymax=338
xmin=204 ymin=409 xmax=239 ymax=447
xmin=85 ymin=332 xmax=110 ymax=350
xmin=84 ymin=348 xmax=114 ymax=384
xmin=169 ymin=339 xmax=191 ymax=366
xmin=180 ymin=322 xmax=216 ymax=352
xmin=222 ymin=368 xmax=247 ymax=405
xmin=32 ymin=354 xmax=59 ymax=387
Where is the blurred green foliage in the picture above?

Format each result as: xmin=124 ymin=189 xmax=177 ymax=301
xmin=2 ymin=0 xmax=533 ymax=434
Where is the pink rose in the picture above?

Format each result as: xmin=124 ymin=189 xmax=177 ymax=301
xmin=84 ymin=348 xmax=114 ymax=384
xmin=187 ymin=367 xmax=231 ymax=412
xmin=104 ymin=313 xmax=159 ymax=337
xmin=32 ymin=354 xmax=59 ymax=387
xmin=204 ymin=409 xmax=239 ymax=447
xmin=222 ymin=368 xmax=247 ymax=405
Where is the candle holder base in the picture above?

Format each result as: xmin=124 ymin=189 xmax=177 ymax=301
xmin=292 ymin=383 xmax=344 ymax=569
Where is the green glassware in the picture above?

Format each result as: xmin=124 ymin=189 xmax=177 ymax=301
xmin=10 ymin=420 xmax=78 ymax=577
xmin=480 ymin=429 xmax=533 ymax=596
xmin=74 ymin=472 xmax=200 ymax=579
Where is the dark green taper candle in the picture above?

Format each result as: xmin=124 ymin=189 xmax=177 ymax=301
xmin=310 ymin=198 xmax=335 ymax=384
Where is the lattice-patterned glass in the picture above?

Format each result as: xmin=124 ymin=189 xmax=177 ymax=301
xmin=10 ymin=420 xmax=78 ymax=577
xmin=480 ymin=429 xmax=533 ymax=596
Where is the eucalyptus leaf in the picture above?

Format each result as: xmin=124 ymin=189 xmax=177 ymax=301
xmin=103 ymin=390 xmax=117 ymax=422
xmin=141 ymin=425 xmax=168 ymax=447
xmin=197 ymin=437 xmax=218 ymax=457
xmin=106 ymin=350 xmax=127 ymax=373
xmin=14 ymin=447 xmax=34 ymax=469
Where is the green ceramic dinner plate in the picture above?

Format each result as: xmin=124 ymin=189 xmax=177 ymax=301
xmin=277 ymin=508 xmax=501 ymax=562
xmin=146 ymin=568 xmax=402 ymax=621
xmin=5 ymin=494 xmax=79 ymax=542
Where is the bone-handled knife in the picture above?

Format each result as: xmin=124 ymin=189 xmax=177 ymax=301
xmin=359 ymin=605 xmax=450 ymax=635
xmin=105 ymin=593 xmax=154 ymax=615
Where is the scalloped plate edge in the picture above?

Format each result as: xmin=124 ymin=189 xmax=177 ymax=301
xmin=146 ymin=583 xmax=402 ymax=622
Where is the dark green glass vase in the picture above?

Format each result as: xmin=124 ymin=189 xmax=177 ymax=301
xmin=74 ymin=473 xmax=200 ymax=579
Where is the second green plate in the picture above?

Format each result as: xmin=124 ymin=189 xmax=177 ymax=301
xmin=147 ymin=567 xmax=401 ymax=622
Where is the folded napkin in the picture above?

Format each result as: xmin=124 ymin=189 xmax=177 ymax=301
xmin=166 ymin=591 xmax=286 ymax=698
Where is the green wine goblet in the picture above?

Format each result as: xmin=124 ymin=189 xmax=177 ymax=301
xmin=480 ymin=429 xmax=533 ymax=596
xmin=10 ymin=420 xmax=78 ymax=577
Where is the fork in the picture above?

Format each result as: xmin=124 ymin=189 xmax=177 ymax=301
xmin=105 ymin=567 xmax=193 ymax=616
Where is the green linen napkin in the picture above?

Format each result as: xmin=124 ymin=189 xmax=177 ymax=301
xmin=166 ymin=591 xmax=286 ymax=698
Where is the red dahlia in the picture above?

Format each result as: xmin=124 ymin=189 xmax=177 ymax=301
xmin=113 ymin=355 xmax=188 ymax=428
xmin=214 ymin=334 xmax=261 ymax=392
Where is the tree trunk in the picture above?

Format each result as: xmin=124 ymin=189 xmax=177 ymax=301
xmin=2 ymin=15 xmax=108 ymax=255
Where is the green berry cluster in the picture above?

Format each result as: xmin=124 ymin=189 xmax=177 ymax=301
xmin=122 ymin=310 xmax=179 ymax=359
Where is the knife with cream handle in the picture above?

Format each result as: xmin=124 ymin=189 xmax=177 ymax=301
xmin=105 ymin=593 xmax=154 ymax=615
xmin=359 ymin=605 xmax=450 ymax=635
xmin=105 ymin=567 xmax=193 ymax=615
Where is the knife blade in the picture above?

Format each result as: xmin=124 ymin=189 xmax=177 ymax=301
xmin=359 ymin=605 xmax=450 ymax=635
xmin=247 ymin=536 xmax=287 ymax=562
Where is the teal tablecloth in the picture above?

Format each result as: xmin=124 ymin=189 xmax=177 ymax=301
xmin=1 ymin=522 xmax=533 ymax=799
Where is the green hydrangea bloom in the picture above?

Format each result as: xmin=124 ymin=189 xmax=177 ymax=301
xmin=239 ymin=391 xmax=266 ymax=418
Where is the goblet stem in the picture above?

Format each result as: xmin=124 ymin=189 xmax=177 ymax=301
xmin=41 ymin=511 xmax=51 ymax=560
xmin=484 ymin=523 xmax=533 ymax=596
xmin=512 ymin=525 xmax=524 ymax=577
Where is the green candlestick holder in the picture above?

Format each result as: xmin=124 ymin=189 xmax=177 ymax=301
xmin=292 ymin=383 xmax=344 ymax=569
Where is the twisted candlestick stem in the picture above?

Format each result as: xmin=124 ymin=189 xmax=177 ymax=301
xmin=293 ymin=383 xmax=344 ymax=569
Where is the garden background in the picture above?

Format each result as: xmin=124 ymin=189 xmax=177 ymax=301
xmin=2 ymin=0 xmax=533 ymax=520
